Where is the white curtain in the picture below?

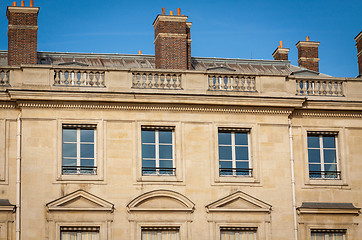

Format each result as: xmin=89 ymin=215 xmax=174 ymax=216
xmin=142 ymin=230 xmax=179 ymax=240
xmin=61 ymin=231 xmax=99 ymax=240
xmin=311 ymin=232 xmax=345 ymax=240
xmin=221 ymin=230 xmax=256 ymax=240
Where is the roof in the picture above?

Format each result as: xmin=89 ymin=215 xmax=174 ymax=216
xmin=0 ymin=51 xmax=330 ymax=77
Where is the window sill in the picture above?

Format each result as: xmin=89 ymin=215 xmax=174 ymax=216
xmin=213 ymin=176 xmax=260 ymax=185
xmin=137 ymin=175 xmax=183 ymax=184
xmin=305 ymin=178 xmax=348 ymax=187
xmin=56 ymin=174 xmax=104 ymax=182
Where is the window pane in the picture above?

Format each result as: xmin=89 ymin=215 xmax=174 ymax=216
xmin=159 ymin=145 xmax=172 ymax=159
xmin=159 ymin=160 xmax=173 ymax=168
xmin=80 ymin=129 xmax=94 ymax=143
xmin=235 ymin=146 xmax=248 ymax=160
xmin=159 ymin=130 xmax=172 ymax=143
xmin=235 ymin=133 xmax=248 ymax=145
xmin=81 ymin=159 xmax=94 ymax=166
xmin=62 ymin=158 xmax=76 ymax=166
xmin=323 ymin=136 xmax=336 ymax=148
xmin=236 ymin=161 xmax=249 ymax=169
xmin=324 ymin=150 xmax=336 ymax=163
xmin=142 ymin=160 xmax=156 ymax=168
xmin=218 ymin=132 xmax=231 ymax=145
xmin=309 ymin=164 xmax=321 ymax=172
xmin=308 ymin=149 xmax=320 ymax=163
xmin=142 ymin=144 xmax=155 ymax=159
xmin=219 ymin=160 xmax=232 ymax=169
xmin=308 ymin=136 xmax=320 ymax=148
xmin=63 ymin=143 xmax=77 ymax=157
xmin=219 ymin=146 xmax=232 ymax=160
xmin=63 ymin=129 xmax=77 ymax=142
xmin=81 ymin=144 xmax=94 ymax=158
xmin=142 ymin=130 xmax=155 ymax=143
xmin=324 ymin=164 xmax=337 ymax=171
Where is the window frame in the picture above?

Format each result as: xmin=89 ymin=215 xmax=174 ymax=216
xmin=220 ymin=227 xmax=257 ymax=240
xmin=136 ymin=122 xmax=184 ymax=184
xmin=141 ymin=227 xmax=180 ymax=240
xmin=307 ymin=132 xmax=340 ymax=180
xmin=56 ymin=120 xmax=104 ymax=182
xmin=60 ymin=226 xmax=100 ymax=240
xmin=141 ymin=127 xmax=175 ymax=176
xmin=310 ymin=229 xmax=346 ymax=240
xmin=62 ymin=125 xmax=97 ymax=175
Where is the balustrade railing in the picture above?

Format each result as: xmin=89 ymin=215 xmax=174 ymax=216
xmin=54 ymin=69 xmax=105 ymax=87
xmin=0 ymin=68 xmax=10 ymax=86
xmin=208 ymin=75 xmax=256 ymax=92
xmin=132 ymin=72 xmax=182 ymax=89
xmin=296 ymin=79 xmax=344 ymax=96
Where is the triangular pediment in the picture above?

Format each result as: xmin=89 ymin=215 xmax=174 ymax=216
xmin=127 ymin=190 xmax=194 ymax=212
xmin=206 ymin=191 xmax=271 ymax=213
xmin=46 ymin=189 xmax=114 ymax=212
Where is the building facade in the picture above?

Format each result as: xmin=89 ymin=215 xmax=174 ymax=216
xmin=0 ymin=2 xmax=361 ymax=240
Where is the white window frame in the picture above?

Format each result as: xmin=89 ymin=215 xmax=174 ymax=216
xmin=60 ymin=226 xmax=100 ymax=240
xmin=62 ymin=125 xmax=97 ymax=175
xmin=220 ymin=227 xmax=257 ymax=240
xmin=141 ymin=227 xmax=179 ymax=240
xmin=218 ymin=128 xmax=252 ymax=177
xmin=141 ymin=127 xmax=175 ymax=176
xmin=307 ymin=133 xmax=340 ymax=179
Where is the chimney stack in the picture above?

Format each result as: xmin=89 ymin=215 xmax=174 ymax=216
xmin=355 ymin=31 xmax=362 ymax=78
xmin=296 ymin=37 xmax=320 ymax=72
xmin=7 ymin=2 xmax=39 ymax=66
xmin=153 ymin=8 xmax=192 ymax=70
xmin=272 ymin=41 xmax=289 ymax=61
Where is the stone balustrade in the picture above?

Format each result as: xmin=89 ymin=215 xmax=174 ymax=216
xmin=132 ymin=72 xmax=182 ymax=89
xmin=208 ymin=75 xmax=256 ymax=92
xmin=296 ymin=79 xmax=344 ymax=96
xmin=0 ymin=68 xmax=10 ymax=86
xmin=54 ymin=69 xmax=106 ymax=87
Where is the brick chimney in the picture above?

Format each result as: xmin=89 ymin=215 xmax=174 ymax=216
xmin=355 ymin=31 xmax=362 ymax=78
xmin=7 ymin=1 xmax=39 ymax=66
xmin=272 ymin=41 xmax=289 ymax=61
xmin=153 ymin=8 xmax=192 ymax=70
xmin=296 ymin=37 xmax=320 ymax=72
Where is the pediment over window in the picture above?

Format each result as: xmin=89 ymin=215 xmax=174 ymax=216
xmin=127 ymin=190 xmax=195 ymax=212
xmin=0 ymin=199 xmax=15 ymax=212
xmin=206 ymin=191 xmax=271 ymax=213
xmin=46 ymin=189 xmax=114 ymax=212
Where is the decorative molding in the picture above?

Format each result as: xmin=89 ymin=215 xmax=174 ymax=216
xmin=0 ymin=104 xmax=16 ymax=109
xmin=294 ymin=111 xmax=362 ymax=118
xmin=17 ymin=103 xmax=292 ymax=115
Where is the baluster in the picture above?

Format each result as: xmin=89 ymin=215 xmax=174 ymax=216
xmin=338 ymin=82 xmax=343 ymax=96
xmin=147 ymin=74 xmax=153 ymax=88
xmin=0 ymin=70 xmax=4 ymax=85
xmin=172 ymin=75 xmax=177 ymax=89
xmin=316 ymin=81 xmax=321 ymax=95
xmin=322 ymin=81 xmax=327 ymax=95
xmin=142 ymin=74 xmax=147 ymax=88
xmin=166 ymin=74 xmax=171 ymax=88
xmin=233 ymin=77 xmax=239 ymax=91
xmin=328 ymin=81 xmax=333 ymax=95
xmin=177 ymin=74 xmax=182 ymax=89
xmin=132 ymin=73 xmax=136 ymax=88
xmin=215 ymin=76 xmax=220 ymax=90
xmin=94 ymin=72 xmax=100 ymax=86
xmin=154 ymin=74 xmax=159 ymax=88
xmin=85 ymin=71 xmax=90 ymax=86
xmin=54 ymin=70 xmax=60 ymax=85
xmin=247 ymin=77 xmax=251 ymax=91
xmin=334 ymin=82 xmax=339 ymax=96
xmin=240 ymin=77 xmax=245 ymax=91
xmin=4 ymin=70 xmax=9 ymax=85
xmin=251 ymin=77 xmax=256 ymax=91
xmin=80 ymin=71 xmax=86 ymax=86
xmin=64 ymin=71 xmax=69 ymax=86
xmin=208 ymin=76 xmax=213 ymax=90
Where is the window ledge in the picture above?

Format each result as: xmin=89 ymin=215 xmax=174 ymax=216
xmin=56 ymin=174 xmax=104 ymax=182
xmin=137 ymin=175 xmax=183 ymax=183
xmin=214 ymin=176 xmax=260 ymax=185
xmin=305 ymin=179 xmax=348 ymax=187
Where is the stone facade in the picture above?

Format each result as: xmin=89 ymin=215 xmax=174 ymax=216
xmin=0 ymin=4 xmax=361 ymax=240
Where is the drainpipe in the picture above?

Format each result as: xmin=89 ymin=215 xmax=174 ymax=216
xmin=288 ymin=118 xmax=298 ymax=240
xmin=16 ymin=111 xmax=22 ymax=240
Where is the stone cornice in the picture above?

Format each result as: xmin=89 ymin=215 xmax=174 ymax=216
xmin=153 ymin=15 xmax=188 ymax=27
xmin=296 ymin=41 xmax=320 ymax=48
xmin=7 ymin=6 xmax=39 ymax=15
xmin=8 ymin=25 xmax=38 ymax=30
xmin=294 ymin=111 xmax=362 ymax=118
xmin=154 ymin=33 xmax=187 ymax=44
xmin=298 ymin=57 xmax=320 ymax=62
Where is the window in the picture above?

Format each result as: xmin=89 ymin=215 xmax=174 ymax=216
xmin=62 ymin=125 xmax=96 ymax=175
xmin=307 ymin=132 xmax=340 ymax=179
xmin=311 ymin=229 xmax=346 ymax=240
xmin=142 ymin=227 xmax=179 ymax=240
xmin=220 ymin=227 xmax=256 ymax=240
xmin=60 ymin=227 xmax=99 ymax=240
xmin=218 ymin=128 xmax=252 ymax=176
xmin=141 ymin=126 xmax=175 ymax=176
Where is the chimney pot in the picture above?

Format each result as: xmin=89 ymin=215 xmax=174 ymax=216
xmin=138 ymin=50 xmax=142 ymax=55
xmin=12 ymin=2 xmax=17 ymax=6
xmin=177 ymin=8 xmax=181 ymax=16
xmin=170 ymin=11 xmax=173 ymax=15
xmin=306 ymin=36 xmax=310 ymax=41
xmin=21 ymin=1 xmax=25 ymax=6
xmin=161 ymin=7 xmax=165 ymax=15
xmin=279 ymin=40 xmax=283 ymax=48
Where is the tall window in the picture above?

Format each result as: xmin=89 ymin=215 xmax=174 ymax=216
xmin=307 ymin=133 xmax=340 ymax=179
xmin=60 ymin=227 xmax=99 ymax=240
xmin=142 ymin=227 xmax=179 ymax=240
xmin=311 ymin=229 xmax=346 ymax=240
xmin=141 ymin=127 xmax=175 ymax=175
xmin=220 ymin=227 xmax=256 ymax=240
xmin=218 ymin=128 xmax=252 ymax=176
xmin=62 ymin=125 xmax=96 ymax=175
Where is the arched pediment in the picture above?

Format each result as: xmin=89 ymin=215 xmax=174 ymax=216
xmin=127 ymin=190 xmax=194 ymax=212
xmin=206 ymin=191 xmax=271 ymax=213
xmin=46 ymin=189 xmax=114 ymax=212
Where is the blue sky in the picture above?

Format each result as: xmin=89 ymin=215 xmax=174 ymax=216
xmin=0 ymin=0 xmax=361 ymax=77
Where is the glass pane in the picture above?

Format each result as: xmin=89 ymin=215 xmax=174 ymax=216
xmin=324 ymin=150 xmax=336 ymax=163
xmin=63 ymin=143 xmax=77 ymax=157
xmin=142 ymin=130 xmax=155 ymax=143
xmin=81 ymin=159 xmax=94 ymax=166
xmin=323 ymin=136 xmax=336 ymax=148
xmin=235 ymin=146 xmax=248 ymax=160
xmin=219 ymin=146 xmax=232 ymax=160
xmin=142 ymin=160 xmax=156 ymax=168
xmin=159 ymin=145 xmax=172 ymax=159
xmin=62 ymin=158 xmax=76 ymax=166
xmin=80 ymin=129 xmax=94 ymax=142
xmin=142 ymin=144 xmax=155 ymax=159
xmin=159 ymin=160 xmax=174 ymax=175
xmin=63 ymin=129 xmax=77 ymax=142
xmin=309 ymin=164 xmax=321 ymax=172
xmin=324 ymin=164 xmax=337 ymax=171
xmin=219 ymin=161 xmax=232 ymax=169
xmin=308 ymin=149 xmax=320 ymax=163
xmin=159 ymin=130 xmax=172 ymax=143
xmin=236 ymin=161 xmax=249 ymax=169
xmin=235 ymin=133 xmax=248 ymax=145
xmin=308 ymin=136 xmax=320 ymax=148
xmin=61 ymin=232 xmax=76 ymax=240
xmin=159 ymin=160 xmax=173 ymax=168
xmin=81 ymin=144 xmax=94 ymax=158
xmin=218 ymin=132 xmax=231 ymax=145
